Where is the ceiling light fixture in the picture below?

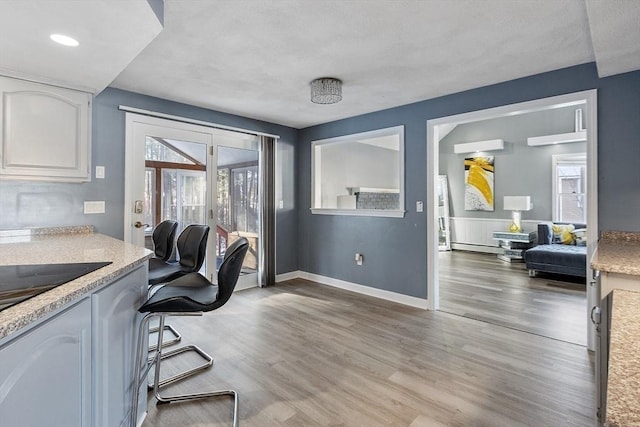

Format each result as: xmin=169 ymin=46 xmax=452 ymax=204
xmin=50 ymin=34 xmax=79 ymax=47
xmin=310 ymin=78 xmax=342 ymax=104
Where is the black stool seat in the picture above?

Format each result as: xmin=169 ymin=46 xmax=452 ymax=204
xmin=148 ymin=224 xmax=210 ymax=286
xmin=140 ymin=273 xmax=219 ymax=313
xmin=148 ymin=262 xmax=190 ymax=286
xmin=148 ymin=257 xmax=171 ymax=271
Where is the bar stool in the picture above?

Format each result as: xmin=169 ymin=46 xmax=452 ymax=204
xmin=147 ymin=220 xmax=179 ymax=350
xmin=148 ymin=224 xmax=209 ymax=351
xmin=131 ymin=237 xmax=249 ymax=427
xmin=149 ymin=220 xmax=178 ymax=264
xmin=148 ymin=224 xmax=209 ymax=286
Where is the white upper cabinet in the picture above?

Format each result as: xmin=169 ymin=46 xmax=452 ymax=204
xmin=0 ymin=75 xmax=91 ymax=182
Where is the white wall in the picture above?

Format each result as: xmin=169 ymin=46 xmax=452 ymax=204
xmin=319 ymin=141 xmax=398 ymax=208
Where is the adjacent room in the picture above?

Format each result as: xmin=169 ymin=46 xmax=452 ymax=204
xmin=1 ymin=2 xmax=640 ymax=427
xmin=437 ymin=103 xmax=590 ymax=345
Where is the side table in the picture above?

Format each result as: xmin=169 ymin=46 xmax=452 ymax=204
xmin=492 ymin=231 xmax=536 ymax=263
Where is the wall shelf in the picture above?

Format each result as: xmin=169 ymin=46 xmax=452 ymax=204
xmin=346 ymin=187 xmax=400 ymax=194
xmin=527 ymin=130 xmax=587 ymax=146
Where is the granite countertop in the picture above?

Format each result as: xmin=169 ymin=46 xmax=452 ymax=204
xmin=591 ymin=231 xmax=640 ymax=275
xmin=606 ymin=289 xmax=640 ymax=427
xmin=0 ymin=226 xmax=152 ymax=341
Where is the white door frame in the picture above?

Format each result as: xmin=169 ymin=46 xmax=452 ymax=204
xmin=426 ymin=89 xmax=598 ymax=350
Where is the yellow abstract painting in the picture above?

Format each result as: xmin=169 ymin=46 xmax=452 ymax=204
xmin=464 ymin=156 xmax=494 ymax=211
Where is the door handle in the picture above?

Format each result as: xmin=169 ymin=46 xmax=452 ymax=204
xmin=134 ymin=221 xmax=149 ymax=229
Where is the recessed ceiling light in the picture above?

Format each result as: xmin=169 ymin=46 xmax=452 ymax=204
xmin=50 ymin=34 xmax=79 ymax=47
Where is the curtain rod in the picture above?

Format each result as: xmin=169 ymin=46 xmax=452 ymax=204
xmin=118 ymin=105 xmax=280 ymax=139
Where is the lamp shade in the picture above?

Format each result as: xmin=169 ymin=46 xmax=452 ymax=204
xmin=504 ymin=196 xmax=532 ymax=211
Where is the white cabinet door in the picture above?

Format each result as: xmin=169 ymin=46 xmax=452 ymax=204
xmin=0 ymin=298 xmax=92 ymax=427
xmin=0 ymin=75 xmax=91 ymax=182
xmin=92 ymin=264 xmax=147 ymax=427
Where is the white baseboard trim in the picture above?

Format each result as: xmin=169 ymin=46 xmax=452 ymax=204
xmin=451 ymin=243 xmax=502 ymax=254
xmin=275 ymin=270 xmax=302 ymax=283
xmin=276 ymin=270 xmax=429 ymax=310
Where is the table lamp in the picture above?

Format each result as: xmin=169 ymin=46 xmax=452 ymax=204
xmin=504 ymin=196 xmax=532 ymax=232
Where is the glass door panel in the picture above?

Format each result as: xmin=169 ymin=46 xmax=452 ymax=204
xmin=216 ymin=145 xmax=259 ymax=287
xmin=178 ymin=171 xmax=207 ymax=228
xmin=143 ymin=137 xmax=208 ymax=271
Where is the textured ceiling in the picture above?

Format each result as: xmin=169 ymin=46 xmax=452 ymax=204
xmin=1 ymin=0 xmax=638 ymax=129
xmin=585 ymin=0 xmax=640 ymax=77
xmin=0 ymin=0 xmax=161 ymax=92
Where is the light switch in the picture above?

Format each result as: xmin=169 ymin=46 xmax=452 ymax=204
xmin=95 ymin=166 xmax=105 ymax=179
xmin=416 ymin=201 xmax=424 ymax=212
xmin=84 ymin=201 xmax=105 ymax=214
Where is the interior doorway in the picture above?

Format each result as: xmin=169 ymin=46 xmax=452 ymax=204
xmin=124 ymin=113 xmax=262 ymax=290
xmin=426 ymin=90 xmax=599 ymax=350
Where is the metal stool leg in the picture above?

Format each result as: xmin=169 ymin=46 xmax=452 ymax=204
xmin=147 ymin=286 xmax=182 ymax=352
xmin=146 ymin=312 xmax=212 ymax=389
xmin=132 ymin=312 xmax=159 ymax=427
xmin=132 ymin=312 xmax=239 ymax=427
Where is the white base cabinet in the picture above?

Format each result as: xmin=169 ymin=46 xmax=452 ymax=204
xmin=0 ymin=298 xmax=92 ymax=427
xmin=0 ymin=263 xmax=147 ymax=427
xmin=93 ymin=265 xmax=147 ymax=427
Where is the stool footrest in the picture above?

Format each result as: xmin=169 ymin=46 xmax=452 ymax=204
xmin=147 ymin=344 xmax=213 ymax=389
xmin=155 ymin=388 xmax=238 ymax=427
xmin=148 ymin=324 xmax=182 ymax=351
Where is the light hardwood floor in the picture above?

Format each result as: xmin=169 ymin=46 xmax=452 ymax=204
xmin=142 ymin=279 xmax=594 ymax=427
xmin=439 ymin=250 xmax=587 ymax=346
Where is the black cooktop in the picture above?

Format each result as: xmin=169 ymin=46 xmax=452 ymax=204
xmin=0 ymin=261 xmax=112 ymax=312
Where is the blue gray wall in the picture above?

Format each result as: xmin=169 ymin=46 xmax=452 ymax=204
xmin=0 ymin=87 xmax=299 ymax=275
xmin=298 ymin=63 xmax=640 ymax=299
xmin=440 ymin=106 xmax=587 ymax=221
xmin=2 ymin=62 xmax=639 ymax=298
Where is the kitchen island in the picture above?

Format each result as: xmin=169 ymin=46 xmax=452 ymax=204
xmin=591 ymin=231 xmax=640 ymax=427
xmin=0 ymin=226 xmax=152 ymax=427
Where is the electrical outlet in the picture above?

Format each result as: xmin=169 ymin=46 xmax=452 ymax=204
xmin=355 ymin=253 xmax=363 ymax=265
xmin=84 ymin=201 xmax=105 ymax=214
xmin=416 ymin=201 xmax=424 ymax=212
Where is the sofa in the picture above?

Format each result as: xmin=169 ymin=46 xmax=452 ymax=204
xmin=524 ymin=222 xmax=587 ymax=278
